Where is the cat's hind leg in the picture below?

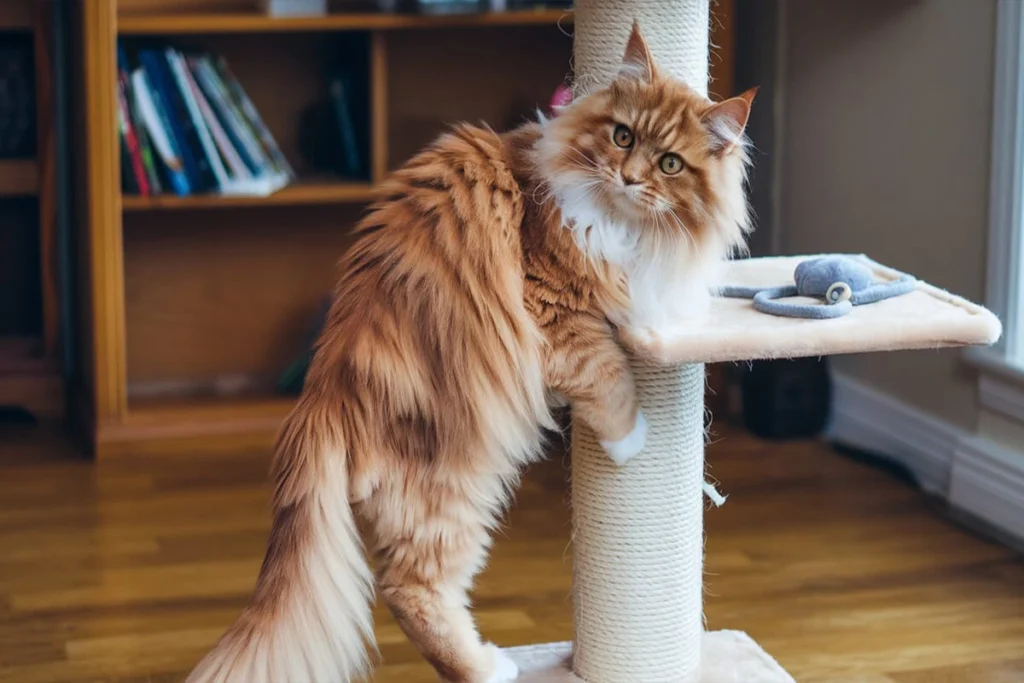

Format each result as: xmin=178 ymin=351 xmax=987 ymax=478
xmin=367 ymin=471 xmax=517 ymax=683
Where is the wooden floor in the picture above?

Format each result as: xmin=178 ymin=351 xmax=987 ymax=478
xmin=1 ymin=421 xmax=1022 ymax=683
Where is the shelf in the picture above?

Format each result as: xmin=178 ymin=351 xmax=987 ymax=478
xmin=0 ymin=336 xmax=56 ymax=376
xmin=117 ymin=8 xmax=573 ymax=35
xmin=0 ymin=336 xmax=62 ymax=418
xmin=127 ymin=393 xmax=295 ymax=426
xmin=0 ymin=159 xmax=38 ymax=197
xmin=0 ymin=2 xmax=32 ymax=31
xmin=97 ymin=394 xmax=296 ymax=457
xmin=121 ymin=179 xmax=376 ymax=211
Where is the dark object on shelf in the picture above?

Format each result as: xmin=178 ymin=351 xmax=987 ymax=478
xmin=740 ymin=357 xmax=830 ymax=439
xmin=298 ymin=69 xmax=370 ymax=181
xmin=277 ymin=296 xmax=333 ymax=396
xmin=0 ymin=35 xmax=35 ymax=159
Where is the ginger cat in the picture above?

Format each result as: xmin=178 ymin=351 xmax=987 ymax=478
xmin=187 ymin=24 xmax=754 ymax=683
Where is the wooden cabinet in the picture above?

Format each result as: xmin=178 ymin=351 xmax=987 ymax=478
xmin=0 ymin=0 xmax=62 ymax=420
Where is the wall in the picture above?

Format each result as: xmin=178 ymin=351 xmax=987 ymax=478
xmin=779 ymin=0 xmax=997 ymax=429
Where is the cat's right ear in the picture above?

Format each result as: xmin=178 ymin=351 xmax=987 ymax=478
xmin=618 ymin=21 xmax=655 ymax=84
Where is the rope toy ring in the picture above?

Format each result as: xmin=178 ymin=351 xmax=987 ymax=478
xmin=826 ymin=281 xmax=852 ymax=305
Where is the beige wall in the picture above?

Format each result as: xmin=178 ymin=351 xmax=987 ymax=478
xmin=779 ymin=0 xmax=997 ymax=428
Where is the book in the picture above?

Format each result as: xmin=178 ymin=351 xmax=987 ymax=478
xmin=121 ymin=48 xmax=163 ymax=194
xmin=119 ymin=131 xmax=140 ymax=195
xmin=191 ymin=56 xmax=269 ymax=177
xmin=166 ymin=48 xmax=230 ymax=191
xmin=181 ymin=58 xmax=252 ymax=184
xmin=139 ymin=50 xmax=211 ymax=193
xmin=118 ymin=44 xmax=293 ymax=198
xmin=328 ymin=73 xmax=363 ymax=179
xmin=215 ymin=56 xmax=296 ymax=180
xmin=191 ymin=55 xmax=288 ymax=195
xmin=131 ymin=67 xmax=190 ymax=196
xmin=115 ymin=46 xmax=149 ymax=195
xmin=133 ymin=102 xmax=164 ymax=195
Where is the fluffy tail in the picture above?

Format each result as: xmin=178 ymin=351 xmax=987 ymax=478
xmin=186 ymin=395 xmax=375 ymax=683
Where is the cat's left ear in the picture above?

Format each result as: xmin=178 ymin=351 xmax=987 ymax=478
xmin=618 ymin=21 xmax=655 ymax=83
xmin=702 ymin=87 xmax=758 ymax=154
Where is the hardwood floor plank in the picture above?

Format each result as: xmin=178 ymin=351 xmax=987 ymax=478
xmin=0 ymin=424 xmax=1020 ymax=682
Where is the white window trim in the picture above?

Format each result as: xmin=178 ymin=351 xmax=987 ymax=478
xmin=966 ymin=0 xmax=1024 ymax=384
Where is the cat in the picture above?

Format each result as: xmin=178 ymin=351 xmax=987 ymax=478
xmin=185 ymin=24 xmax=754 ymax=683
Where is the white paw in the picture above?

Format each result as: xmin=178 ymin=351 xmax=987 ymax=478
xmin=600 ymin=411 xmax=647 ymax=465
xmin=484 ymin=644 xmax=520 ymax=683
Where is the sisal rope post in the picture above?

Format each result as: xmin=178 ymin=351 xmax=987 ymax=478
xmin=570 ymin=3 xmax=711 ymax=682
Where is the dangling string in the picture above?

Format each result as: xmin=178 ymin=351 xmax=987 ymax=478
xmin=703 ymin=480 xmax=727 ymax=507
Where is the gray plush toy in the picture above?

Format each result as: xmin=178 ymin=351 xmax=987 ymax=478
xmin=719 ymin=255 xmax=917 ymax=319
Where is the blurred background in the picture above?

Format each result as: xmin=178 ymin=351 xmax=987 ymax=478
xmin=0 ymin=1 xmax=1021 ymax=682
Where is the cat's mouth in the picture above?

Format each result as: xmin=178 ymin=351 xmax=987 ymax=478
xmin=607 ymin=181 xmax=651 ymax=217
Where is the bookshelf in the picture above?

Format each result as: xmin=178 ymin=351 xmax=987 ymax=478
xmin=74 ymin=1 xmax=734 ymax=458
xmin=121 ymin=178 xmax=376 ymax=210
xmin=0 ymin=0 xmax=62 ymax=419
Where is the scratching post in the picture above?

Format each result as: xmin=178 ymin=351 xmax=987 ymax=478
xmin=571 ymin=362 xmax=705 ymax=682
xmin=502 ymin=2 xmax=1003 ymax=680
xmin=572 ymin=4 xmax=709 ymax=682
xmin=573 ymin=0 xmax=709 ymax=97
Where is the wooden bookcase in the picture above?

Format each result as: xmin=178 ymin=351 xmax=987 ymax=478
xmin=0 ymin=0 xmax=62 ymax=419
xmin=75 ymin=1 xmax=734 ymax=458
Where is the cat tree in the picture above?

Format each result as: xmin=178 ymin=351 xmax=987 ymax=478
xmin=502 ymin=1 xmax=1004 ymax=681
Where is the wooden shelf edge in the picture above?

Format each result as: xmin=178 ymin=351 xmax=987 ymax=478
xmin=121 ymin=181 xmax=376 ymax=211
xmin=95 ymin=396 xmax=294 ymax=458
xmin=117 ymin=8 xmax=573 ymax=35
xmin=0 ymin=374 xmax=63 ymax=418
xmin=0 ymin=159 xmax=38 ymax=197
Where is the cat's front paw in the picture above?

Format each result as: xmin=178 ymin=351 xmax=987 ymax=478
xmin=483 ymin=644 xmax=519 ymax=683
xmin=600 ymin=411 xmax=648 ymax=466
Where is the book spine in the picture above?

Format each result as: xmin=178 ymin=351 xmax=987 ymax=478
xmin=166 ymin=48 xmax=230 ymax=190
xmin=123 ymin=50 xmax=163 ymax=194
xmin=329 ymin=77 xmax=363 ymax=179
xmin=134 ymin=108 xmax=164 ymax=195
xmin=116 ymin=46 xmax=149 ymax=195
xmin=183 ymin=57 xmax=252 ymax=182
xmin=215 ymin=56 xmax=296 ymax=179
xmin=119 ymin=132 xmax=140 ymax=195
xmin=131 ymin=67 xmax=190 ymax=196
xmin=192 ymin=57 xmax=267 ymax=177
xmin=140 ymin=50 xmax=206 ymax=192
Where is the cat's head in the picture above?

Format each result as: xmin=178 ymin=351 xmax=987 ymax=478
xmin=538 ymin=23 xmax=756 ymax=258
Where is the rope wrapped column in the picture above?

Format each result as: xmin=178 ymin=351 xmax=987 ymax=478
xmin=571 ymin=361 xmax=706 ymax=683
xmin=571 ymin=3 xmax=710 ymax=682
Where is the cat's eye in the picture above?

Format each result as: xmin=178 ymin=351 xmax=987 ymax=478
xmin=660 ymin=153 xmax=684 ymax=175
xmin=612 ymin=125 xmax=634 ymax=148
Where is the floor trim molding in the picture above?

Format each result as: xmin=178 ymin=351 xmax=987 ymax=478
xmin=951 ymin=436 xmax=1024 ymax=543
xmin=826 ymin=373 xmax=965 ymax=495
xmin=828 ymin=373 xmax=1024 ymax=543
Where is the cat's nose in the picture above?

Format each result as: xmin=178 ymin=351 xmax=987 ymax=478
xmin=622 ymin=174 xmax=641 ymax=186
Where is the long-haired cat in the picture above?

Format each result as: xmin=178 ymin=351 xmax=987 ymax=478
xmin=186 ymin=24 xmax=754 ymax=683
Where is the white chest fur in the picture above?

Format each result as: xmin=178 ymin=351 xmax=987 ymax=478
xmin=555 ymin=189 xmax=721 ymax=336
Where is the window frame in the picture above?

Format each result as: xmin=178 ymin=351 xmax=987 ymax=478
xmin=968 ymin=0 xmax=1024 ymax=379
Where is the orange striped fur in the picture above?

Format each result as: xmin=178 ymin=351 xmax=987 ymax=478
xmin=186 ymin=25 xmax=754 ymax=683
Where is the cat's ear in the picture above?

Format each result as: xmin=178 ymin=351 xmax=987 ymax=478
xmin=618 ymin=21 xmax=655 ymax=84
xmin=702 ymin=87 xmax=758 ymax=154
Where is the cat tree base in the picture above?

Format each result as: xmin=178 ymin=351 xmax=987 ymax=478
xmin=504 ymin=631 xmax=794 ymax=682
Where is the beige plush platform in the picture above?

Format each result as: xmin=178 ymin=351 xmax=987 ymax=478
xmin=621 ymin=254 xmax=1002 ymax=365
xmin=505 ymin=631 xmax=794 ymax=682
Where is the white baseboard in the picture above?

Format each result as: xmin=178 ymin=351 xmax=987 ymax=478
xmin=826 ymin=373 xmax=965 ymax=495
xmin=951 ymin=436 xmax=1024 ymax=543
xmin=828 ymin=372 xmax=1024 ymax=543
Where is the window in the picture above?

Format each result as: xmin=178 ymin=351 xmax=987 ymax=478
xmin=973 ymin=0 xmax=1024 ymax=376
